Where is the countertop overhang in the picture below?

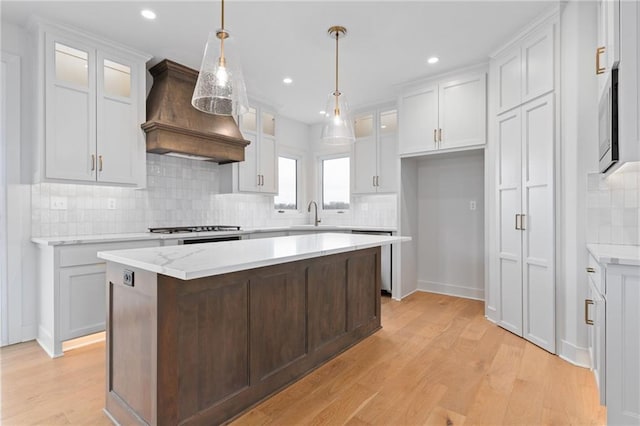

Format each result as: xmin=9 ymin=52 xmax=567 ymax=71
xmin=587 ymin=243 xmax=640 ymax=266
xmin=97 ymin=233 xmax=410 ymax=280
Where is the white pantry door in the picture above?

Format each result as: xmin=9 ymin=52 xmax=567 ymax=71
xmin=496 ymin=108 xmax=523 ymax=336
xmin=521 ymin=94 xmax=555 ymax=353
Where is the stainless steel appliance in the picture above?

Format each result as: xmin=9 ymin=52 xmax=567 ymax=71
xmin=599 ymin=66 xmax=619 ymax=173
xmin=351 ymin=230 xmax=392 ymax=294
xmin=149 ymin=225 xmax=242 ymax=244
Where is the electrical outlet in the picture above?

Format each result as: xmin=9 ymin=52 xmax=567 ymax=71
xmin=50 ymin=196 xmax=68 ymax=210
xmin=107 ymin=198 xmax=116 ymax=210
xmin=469 ymin=200 xmax=477 ymax=211
xmin=123 ymin=269 xmax=134 ymax=287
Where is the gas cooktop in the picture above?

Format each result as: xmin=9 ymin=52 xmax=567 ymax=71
xmin=148 ymin=226 xmax=242 ymax=234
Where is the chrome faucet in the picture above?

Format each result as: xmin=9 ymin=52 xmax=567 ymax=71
xmin=307 ymin=201 xmax=321 ymax=226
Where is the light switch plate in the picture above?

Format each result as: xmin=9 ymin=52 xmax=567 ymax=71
xmin=51 ymin=196 xmax=68 ymax=210
xmin=469 ymin=201 xmax=477 ymax=211
xmin=107 ymin=198 xmax=116 ymax=210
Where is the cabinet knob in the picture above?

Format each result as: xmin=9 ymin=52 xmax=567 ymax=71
xmin=586 ymin=267 xmax=596 ymax=273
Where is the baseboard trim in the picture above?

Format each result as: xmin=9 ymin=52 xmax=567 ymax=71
xmin=397 ymin=288 xmax=419 ymax=301
xmin=417 ymin=280 xmax=485 ymax=301
xmin=559 ymin=339 xmax=591 ymax=368
xmin=21 ymin=324 xmax=37 ymax=342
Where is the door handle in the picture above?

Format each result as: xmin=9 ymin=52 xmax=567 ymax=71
xmin=586 ymin=267 xmax=596 ymax=273
xmin=433 ymin=129 xmax=437 ymax=143
xmin=515 ymin=214 xmax=521 ymax=230
xmin=520 ymin=214 xmax=526 ymax=230
xmin=91 ymin=154 xmax=95 ymax=171
xmin=257 ymin=174 xmax=261 ymax=186
xmin=585 ymin=299 xmax=594 ymax=325
xmin=98 ymin=155 xmax=103 ymax=172
xmin=596 ymin=46 xmax=606 ymax=75
xmin=376 ymin=176 xmax=379 ymax=187
xmin=373 ymin=176 xmax=376 ymax=187
xmin=438 ymin=128 xmax=442 ymax=142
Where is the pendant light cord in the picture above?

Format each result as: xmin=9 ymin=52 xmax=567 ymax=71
xmin=334 ymin=30 xmax=339 ymax=115
xmin=219 ymin=0 xmax=226 ymax=64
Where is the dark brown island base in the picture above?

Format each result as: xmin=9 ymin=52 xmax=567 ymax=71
xmin=104 ymin=247 xmax=381 ymax=425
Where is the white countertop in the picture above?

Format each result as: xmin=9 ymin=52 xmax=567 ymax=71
xmin=31 ymin=225 xmax=397 ymax=246
xmin=587 ymin=244 xmax=640 ymax=266
xmin=97 ymin=233 xmax=410 ymax=280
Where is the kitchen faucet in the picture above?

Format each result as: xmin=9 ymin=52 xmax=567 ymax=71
xmin=307 ymin=201 xmax=321 ymax=226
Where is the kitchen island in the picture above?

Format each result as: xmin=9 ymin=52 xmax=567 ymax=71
xmin=97 ymin=233 xmax=408 ymax=425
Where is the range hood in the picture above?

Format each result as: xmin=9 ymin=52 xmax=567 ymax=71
xmin=141 ymin=59 xmax=250 ymax=163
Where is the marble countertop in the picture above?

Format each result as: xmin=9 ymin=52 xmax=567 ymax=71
xmin=97 ymin=233 xmax=410 ymax=280
xmin=31 ymin=225 xmax=397 ymax=246
xmin=587 ymin=244 xmax=640 ymax=266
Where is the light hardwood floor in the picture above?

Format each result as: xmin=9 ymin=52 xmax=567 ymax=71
xmin=1 ymin=292 xmax=606 ymax=425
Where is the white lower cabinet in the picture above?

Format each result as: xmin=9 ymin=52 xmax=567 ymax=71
xmin=492 ymin=93 xmax=555 ymax=353
xmin=606 ymin=263 xmax=640 ymax=425
xmin=36 ymin=240 xmax=160 ymax=357
xmin=586 ymin=255 xmax=606 ymax=405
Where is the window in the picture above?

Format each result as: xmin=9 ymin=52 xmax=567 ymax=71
xmin=274 ymin=156 xmax=297 ymax=210
xmin=322 ymin=156 xmax=350 ymax=210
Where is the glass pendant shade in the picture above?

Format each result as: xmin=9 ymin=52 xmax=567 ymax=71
xmin=321 ymin=91 xmax=355 ymax=145
xmin=192 ymin=31 xmax=249 ymax=116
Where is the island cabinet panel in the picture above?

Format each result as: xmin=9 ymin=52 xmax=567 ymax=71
xmin=175 ymin=279 xmax=250 ymax=420
xmin=347 ymin=252 xmax=379 ymax=331
xmin=249 ymin=267 xmax=307 ymax=382
xmin=307 ymin=260 xmax=348 ymax=351
xmin=105 ymin=247 xmax=382 ymax=426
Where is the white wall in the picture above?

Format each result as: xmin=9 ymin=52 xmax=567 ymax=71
xmin=416 ymin=150 xmax=485 ymax=300
xmin=1 ymin=22 xmax=37 ymax=343
xmin=559 ymin=0 xmax=598 ymax=366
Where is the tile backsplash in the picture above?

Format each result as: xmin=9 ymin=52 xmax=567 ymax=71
xmin=31 ymin=153 xmax=397 ymax=237
xmin=586 ymin=162 xmax=640 ymax=245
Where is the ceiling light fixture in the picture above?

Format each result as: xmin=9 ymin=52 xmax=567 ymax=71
xmin=283 ymin=77 xmax=293 ymax=85
xmin=321 ymin=26 xmax=354 ymax=145
xmin=319 ymin=110 xmax=326 ymax=115
xmin=428 ymin=56 xmax=439 ymax=64
xmin=192 ymin=0 xmax=248 ymax=116
xmin=140 ymin=9 xmax=156 ymax=20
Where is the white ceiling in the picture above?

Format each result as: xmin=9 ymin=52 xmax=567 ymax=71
xmin=1 ymin=1 xmax=554 ymax=124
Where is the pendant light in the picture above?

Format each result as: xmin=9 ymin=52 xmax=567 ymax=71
xmin=192 ymin=0 xmax=249 ymax=116
xmin=321 ymin=26 xmax=355 ymax=145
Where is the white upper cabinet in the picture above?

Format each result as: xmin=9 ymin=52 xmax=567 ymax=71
xmin=398 ymin=86 xmax=438 ymax=154
xmin=438 ymin=74 xmax=487 ymax=150
xmin=221 ymin=104 xmax=278 ymax=194
xmin=597 ymin=0 xmax=620 ymax=97
xmin=399 ymin=72 xmax=486 ymax=156
xmin=38 ymin=22 xmax=150 ymax=186
xmin=352 ymin=108 xmax=398 ymax=194
xmin=493 ymin=24 xmax=554 ymax=115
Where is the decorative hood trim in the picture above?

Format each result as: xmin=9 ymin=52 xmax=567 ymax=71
xmin=141 ymin=59 xmax=250 ymax=163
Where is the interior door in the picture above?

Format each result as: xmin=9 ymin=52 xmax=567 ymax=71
xmin=521 ymin=94 xmax=555 ymax=353
xmin=496 ymin=108 xmax=523 ymax=336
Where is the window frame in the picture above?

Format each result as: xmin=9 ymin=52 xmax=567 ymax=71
xmin=273 ymin=149 xmax=304 ymax=216
xmin=317 ymin=152 xmax=352 ymax=216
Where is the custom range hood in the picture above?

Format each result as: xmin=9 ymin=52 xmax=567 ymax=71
xmin=141 ymin=59 xmax=250 ymax=163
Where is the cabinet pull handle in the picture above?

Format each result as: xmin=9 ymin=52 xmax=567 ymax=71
xmin=596 ymin=46 xmax=606 ymax=75
xmin=433 ymin=129 xmax=437 ymax=143
xmin=372 ymin=176 xmax=376 ymax=187
xmin=376 ymin=176 xmax=379 ymax=187
xmin=586 ymin=267 xmax=596 ymax=273
xmin=261 ymin=175 xmax=264 ymax=186
xmin=438 ymin=128 xmax=442 ymax=142
xmin=257 ymin=174 xmax=261 ymax=186
xmin=91 ymin=154 xmax=95 ymax=171
xmin=98 ymin=155 xmax=103 ymax=172
xmin=520 ymin=214 xmax=526 ymax=230
xmin=515 ymin=214 xmax=521 ymax=230
xmin=585 ymin=299 xmax=594 ymax=325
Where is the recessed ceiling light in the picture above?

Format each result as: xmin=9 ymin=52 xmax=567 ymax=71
xmin=428 ymin=56 xmax=439 ymax=65
xmin=141 ymin=9 xmax=156 ymax=20
xmin=319 ymin=110 xmax=326 ymax=115
xmin=381 ymin=125 xmax=387 ymax=129
xmin=283 ymin=77 xmax=293 ymax=85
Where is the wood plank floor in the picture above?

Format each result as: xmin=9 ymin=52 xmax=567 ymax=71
xmin=0 ymin=292 xmax=606 ymax=425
